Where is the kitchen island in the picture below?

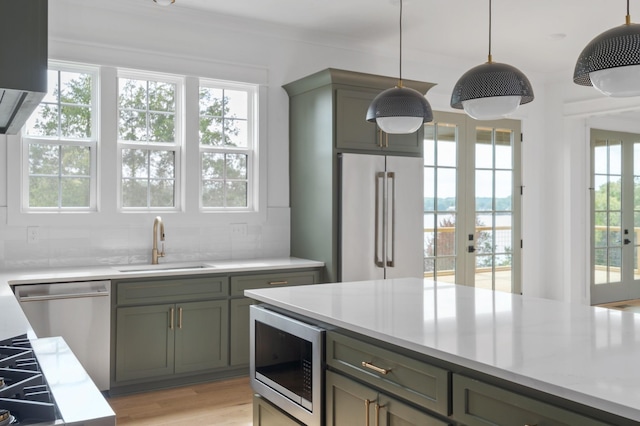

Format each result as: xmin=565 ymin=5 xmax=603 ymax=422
xmin=246 ymin=278 xmax=640 ymax=425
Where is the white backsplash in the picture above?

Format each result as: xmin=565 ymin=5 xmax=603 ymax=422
xmin=0 ymin=208 xmax=290 ymax=270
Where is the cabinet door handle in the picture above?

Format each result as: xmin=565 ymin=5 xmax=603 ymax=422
xmin=268 ymin=281 xmax=289 ymax=285
xmin=375 ymin=403 xmax=385 ymax=426
xmin=362 ymin=361 xmax=391 ymax=375
xmin=169 ymin=307 xmax=174 ymax=330
xmin=364 ymin=399 xmax=371 ymax=426
xmin=178 ymin=307 xmax=183 ymax=329
xmin=386 ymin=171 xmax=395 ymax=267
xmin=374 ymin=172 xmax=385 ymax=267
xmin=384 ymin=132 xmax=389 ymax=148
xmin=377 ymin=128 xmax=383 ymax=148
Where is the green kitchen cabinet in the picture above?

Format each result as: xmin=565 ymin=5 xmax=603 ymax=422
xmin=451 ymin=374 xmax=610 ymax=426
xmin=115 ymin=299 xmax=228 ymax=382
xmin=326 ymin=371 xmax=451 ymax=426
xmin=253 ymin=394 xmax=304 ymax=426
xmin=336 ymin=88 xmax=424 ymax=155
xmin=229 ymin=269 xmax=322 ymax=366
xmin=284 ymin=68 xmax=434 ymax=282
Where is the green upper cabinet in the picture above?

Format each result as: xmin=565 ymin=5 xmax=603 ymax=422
xmin=336 ymin=88 xmax=424 ymax=155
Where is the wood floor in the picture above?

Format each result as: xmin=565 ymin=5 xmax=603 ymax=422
xmin=107 ymin=377 xmax=253 ymax=425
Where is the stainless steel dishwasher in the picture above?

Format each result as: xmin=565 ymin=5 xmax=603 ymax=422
xmin=14 ymin=280 xmax=111 ymax=391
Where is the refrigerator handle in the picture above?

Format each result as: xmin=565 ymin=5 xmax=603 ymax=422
xmin=387 ymin=172 xmax=395 ymax=267
xmin=375 ymin=172 xmax=385 ymax=267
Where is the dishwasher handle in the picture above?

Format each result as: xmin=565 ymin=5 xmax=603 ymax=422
xmin=17 ymin=289 xmax=110 ymax=302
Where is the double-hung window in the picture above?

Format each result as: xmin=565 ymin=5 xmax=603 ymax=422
xmin=199 ymin=81 xmax=256 ymax=210
xmin=118 ymin=71 xmax=182 ymax=210
xmin=23 ymin=64 xmax=98 ymax=211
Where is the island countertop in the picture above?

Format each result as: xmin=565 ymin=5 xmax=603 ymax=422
xmin=245 ymin=278 xmax=640 ymax=422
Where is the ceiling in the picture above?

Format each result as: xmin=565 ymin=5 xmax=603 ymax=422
xmin=164 ymin=0 xmax=631 ymax=77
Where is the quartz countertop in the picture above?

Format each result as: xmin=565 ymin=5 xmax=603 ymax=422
xmin=0 ymin=257 xmax=324 ymax=341
xmin=245 ymin=278 xmax=640 ymax=422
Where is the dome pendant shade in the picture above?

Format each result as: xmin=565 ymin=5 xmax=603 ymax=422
xmin=450 ymin=62 xmax=534 ymax=118
xmin=366 ymin=86 xmax=433 ymax=134
xmin=462 ymin=96 xmax=522 ymax=121
xmin=574 ymin=23 xmax=640 ymax=97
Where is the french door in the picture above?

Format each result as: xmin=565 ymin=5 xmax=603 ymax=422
xmin=423 ymin=111 xmax=522 ymax=293
xmin=590 ymin=128 xmax=640 ymax=304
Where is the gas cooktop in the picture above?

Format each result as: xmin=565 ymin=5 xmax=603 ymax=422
xmin=0 ymin=335 xmax=60 ymax=425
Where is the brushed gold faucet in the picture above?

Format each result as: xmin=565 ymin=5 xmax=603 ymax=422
xmin=152 ymin=216 xmax=165 ymax=264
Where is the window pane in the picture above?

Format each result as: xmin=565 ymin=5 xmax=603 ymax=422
xmin=437 ymin=168 xmax=456 ymax=207
xmin=200 ymin=117 xmax=224 ymax=146
xmin=495 ymin=130 xmax=512 ymax=169
xmin=594 ymin=175 xmax=608 ymax=210
xmin=476 ymin=170 xmax=493 ymax=210
xmin=225 ymin=89 xmax=248 ymax=119
xmin=148 ymin=112 xmax=175 ymax=143
xmin=122 ymin=149 xmax=149 ymax=178
xmin=202 ymin=153 xmax=224 ymax=179
xmin=59 ymin=71 xmax=92 ymax=106
xmin=61 ymin=105 xmax=92 ymax=139
xmin=29 ymin=144 xmax=59 ymax=175
xmin=148 ymin=81 xmax=175 ymax=112
xmin=594 ymin=248 xmax=607 ymax=284
xmin=476 ymin=129 xmax=493 ymax=169
xmin=476 ymin=214 xmax=493 ymax=254
xmin=26 ymin=104 xmax=60 ymax=137
xmin=437 ymin=213 xmax=456 ymax=256
xmin=199 ymin=87 xmax=223 ymax=115
xmin=61 ymin=145 xmax=90 ymax=176
xmin=122 ymin=179 xmax=148 ymax=207
xmin=119 ymin=78 xmax=147 ymax=110
xmin=202 ymin=181 xmax=224 ymax=207
xmin=61 ymin=177 xmax=90 ymax=207
xmin=29 ymin=177 xmax=58 ymax=207
xmin=119 ymin=110 xmax=147 ymax=141
xmin=609 ymin=140 xmax=622 ymax=175
xmin=150 ymin=179 xmax=174 ymax=207
xmin=423 ymin=167 xmax=435 ymax=211
xmin=226 ymin=154 xmax=247 ymax=179
xmin=423 ymin=126 xmax=435 ymax=166
xmin=495 ymin=170 xmax=512 ymax=211
xmin=150 ymin=151 xmax=175 ymax=179
xmin=594 ymin=139 xmax=608 ymax=174
xmin=226 ymin=119 xmax=248 ymax=147
xmin=226 ymin=181 xmax=247 ymax=207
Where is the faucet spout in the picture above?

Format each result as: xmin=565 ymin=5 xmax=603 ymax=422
xmin=152 ymin=216 xmax=165 ymax=264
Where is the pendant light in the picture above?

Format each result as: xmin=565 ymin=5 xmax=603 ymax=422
xmin=574 ymin=0 xmax=640 ymax=97
xmin=153 ymin=0 xmax=175 ymax=5
xmin=450 ymin=0 xmax=534 ymax=120
xmin=366 ymin=0 xmax=433 ymax=134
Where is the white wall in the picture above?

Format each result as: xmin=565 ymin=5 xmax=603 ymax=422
xmin=0 ymin=0 xmax=624 ymax=304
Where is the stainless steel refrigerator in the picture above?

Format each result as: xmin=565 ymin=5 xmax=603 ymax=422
xmin=340 ymin=153 xmax=424 ymax=281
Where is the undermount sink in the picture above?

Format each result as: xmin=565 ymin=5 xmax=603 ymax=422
xmin=115 ymin=262 xmax=213 ymax=273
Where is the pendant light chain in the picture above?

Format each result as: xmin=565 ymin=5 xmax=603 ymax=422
xmin=488 ymin=0 xmax=493 ymax=63
xmin=398 ymin=0 xmax=404 ymax=87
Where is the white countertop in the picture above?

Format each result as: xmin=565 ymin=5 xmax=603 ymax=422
xmin=245 ymin=278 xmax=640 ymax=422
xmin=0 ymin=257 xmax=324 ymax=341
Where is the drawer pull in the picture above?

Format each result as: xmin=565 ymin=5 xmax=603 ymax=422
xmin=268 ymin=281 xmax=289 ymax=285
xmin=362 ymin=361 xmax=391 ymax=375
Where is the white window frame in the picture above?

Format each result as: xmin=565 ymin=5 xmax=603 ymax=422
xmin=21 ymin=62 xmax=99 ymax=213
xmin=116 ymin=69 xmax=184 ymax=212
xmin=198 ymin=79 xmax=258 ymax=212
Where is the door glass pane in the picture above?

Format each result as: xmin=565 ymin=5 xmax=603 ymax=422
xmin=423 ymin=122 xmax=458 ymax=282
xmin=474 ymin=127 xmax=514 ymax=293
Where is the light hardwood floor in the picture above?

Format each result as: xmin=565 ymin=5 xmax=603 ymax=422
xmin=107 ymin=377 xmax=253 ymax=425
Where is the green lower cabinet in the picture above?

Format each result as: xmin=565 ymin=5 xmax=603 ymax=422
xmin=452 ymin=374 xmax=609 ymax=426
xmin=229 ymin=297 xmax=257 ymax=366
xmin=115 ymin=300 xmax=228 ymax=382
xmin=326 ymin=371 xmax=450 ymax=426
xmin=115 ymin=304 xmax=175 ymax=382
xmin=253 ymin=394 xmax=304 ymax=426
xmin=174 ymin=300 xmax=228 ymax=373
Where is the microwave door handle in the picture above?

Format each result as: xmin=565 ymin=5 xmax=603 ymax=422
xmin=386 ymin=171 xmax=395 ymax=267
xmin=375 ymin=172 xmax=385 ymax=267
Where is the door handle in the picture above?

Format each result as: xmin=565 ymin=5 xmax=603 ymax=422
xmin=624 ymin=238 xmax=632 ymax=245
xmin=386 ymin=172 xmax=395 ymax=267
xmin=375 ymin=172 xmax=385 ymax=267
xmin=468 ymin=245 xmax=476 ymax=253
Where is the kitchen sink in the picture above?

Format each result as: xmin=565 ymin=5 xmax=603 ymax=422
xmin=115 ymin=262 xmax=213 ymax=273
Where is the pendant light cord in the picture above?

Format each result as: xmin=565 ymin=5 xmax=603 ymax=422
xmin=398 ymin=0 xmax=404 ymax=87
xmin=626 ymin=0 xmax=631 ymax=25
xmin=487 ymin=0 xmax=493 ymax=63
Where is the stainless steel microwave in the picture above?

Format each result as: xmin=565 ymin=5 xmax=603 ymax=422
xmin=250 ymin=304 xmax=325 ymax=426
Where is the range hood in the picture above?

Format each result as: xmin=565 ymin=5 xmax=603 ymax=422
xmin=0 ymin=0 xmax=47 ymax=135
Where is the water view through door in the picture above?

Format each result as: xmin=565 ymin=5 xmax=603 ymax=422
xmin=591 ymin=129 xmax=640 ymax=304
xmin=423 ymin=112 xmax=521 ymax=293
